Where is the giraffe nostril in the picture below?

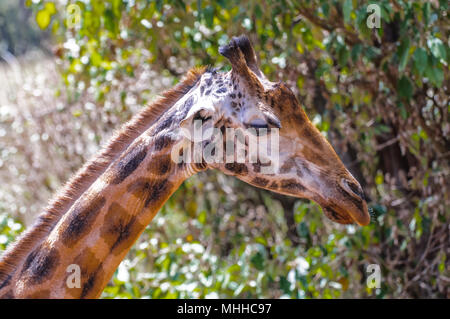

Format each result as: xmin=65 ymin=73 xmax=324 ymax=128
xmin=341 ymin=178 xmax=366 ymax=201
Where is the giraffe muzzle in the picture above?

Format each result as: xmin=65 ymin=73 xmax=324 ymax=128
xmin=332 ymin=179 xmax=370 ymax=226
xmin=317 ymin=178 xmax=370 ymax=226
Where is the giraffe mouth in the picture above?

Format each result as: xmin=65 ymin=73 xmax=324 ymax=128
xmin=322 ymin=200 xmax=370 ymax=226
xmin=323 ymin=207 xmax=354 ymax=225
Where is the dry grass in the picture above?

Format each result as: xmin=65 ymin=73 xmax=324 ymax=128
xmin=0 ymin=50 xmax=171 ymax=226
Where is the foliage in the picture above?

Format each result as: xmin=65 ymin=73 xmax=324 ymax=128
xmin=0 ymin=0 xmax=448 ymax=298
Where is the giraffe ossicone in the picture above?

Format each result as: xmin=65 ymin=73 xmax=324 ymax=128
xmin=0 ymin=35 xmax=369 ymax=299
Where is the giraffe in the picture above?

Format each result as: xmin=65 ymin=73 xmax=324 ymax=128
xmin=0 ymin=35 xmax=369 ymax=299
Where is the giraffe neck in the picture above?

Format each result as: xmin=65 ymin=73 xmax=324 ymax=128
xmin=0 ymin=69 xmax=206 ymax=299
xmin=2 ymin=118 xmax=197 ymax=299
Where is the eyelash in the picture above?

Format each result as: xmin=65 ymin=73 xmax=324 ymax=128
xmin=193 ymin=113 xmax=212 ymax=122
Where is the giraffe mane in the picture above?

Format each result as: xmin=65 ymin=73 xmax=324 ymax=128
xmin=0 ymin=66 xmax=206 ymax=286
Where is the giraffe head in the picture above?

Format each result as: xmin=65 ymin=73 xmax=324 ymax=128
xmin=177 ymin=35 xmax=369 ymax=226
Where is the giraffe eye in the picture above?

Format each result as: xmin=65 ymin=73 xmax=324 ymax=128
xmin=246 ymin=119 xmax=268 ymax=129
xmin=266 ymin=114 xmax=281 ymax=129
xmin=245 ymin=113 xmax=281 ymax=130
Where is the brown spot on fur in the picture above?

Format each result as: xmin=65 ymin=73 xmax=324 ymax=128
xmin=81 ymin=267 xmax=105 ymax=299
xmin=252 ymin=161 xmax=261 ymax=173
xmin=128 ymin=178 xmax=173 ymax=207
xmin=62 ymin=195 xmax=106 ymax=248
xmin=21 ymin=244 xmax=60 ymax=285
xmin=184 ymin=95 xmax=195 ymax=110
xmin=66 ymin=249 xmax=102 ymax=299
xmin=252 ymin=177 xmax=269 ymax=187
xmin=155 ymin=113 xmax=175 ymax=132
xmin=251 ymin=159 xmax=274 ymax=175
xmin=225 ymin=163 xmax=248 ymax=175
xmin=147 ymin=154 xmax=172 ymax=176
xmin=154 ymin=134 xmax=175 ymax=151
xmin=281 ymin=179 xmax=306 ymax=194
xmin=76 ymin=250 xmax=101 ymax=278
xmin=101 ymin=203 xmax=143 ymax=255
xmin=112 ymin=144 xmax=148 ymax=184
xmin=269 ymin=181 xmax=278 ymax=189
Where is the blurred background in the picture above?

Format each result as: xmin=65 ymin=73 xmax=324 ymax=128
xmin=0 ymin=0 xmax=448 ymax=298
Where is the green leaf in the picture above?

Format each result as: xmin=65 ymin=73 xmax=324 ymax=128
xmin=204 ymin=5 xmax=214 ymax=28
xmin=413 ymin=48 xmax=427 ymax=75
xmin=397 ymin=38 xmax=410 ymax=72
xmin=156 ymin=0 xmax=163 ymax=12
xmin=279 ymin=276 xmax=291 ymax=294
xmin=250 ymin=252 xmax=265 ymax=271
xmin=343 ymin=0 xmax=353 ymax=24
xmin=426 ymin=65 xmax=444 ymax=88
xmin=104 ymin=9 xmax=118 ymax=35
xmin=380 ymin=4 xmax=392 ymax=22
xmin=397 ymin=76 xmax=413 ymax=100
xmin=254 ymin=4 xmax=263 ymax=19
xmin=321 ymin=3 xmax=330 ymax=18
xmin=351 ymin=44 xmax=362 ymax=62
xmin=45 ymin=2 xmax=56 ymax=15
xmin=428 ymin=38 xmax=447 ymax=62
xmin=422 ymin=2 xmax=431 ymax=26
xmin=112 ymin=0 xmax=123 ymax=17
xmin=36 ymin=9 xmax=51 ymax=29
xmin=337 ymin=45 xmax=349 ymax=67
xmin=198 ymin=210 xmax=206 ymax=224
xmin=297 ymin=222 xmax=309 ymax=238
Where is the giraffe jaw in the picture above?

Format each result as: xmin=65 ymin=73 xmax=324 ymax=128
xmin=323 ymin=207 xmax=354 ymax=225
xmin=322 ymin=203 xmax=370 ymax=226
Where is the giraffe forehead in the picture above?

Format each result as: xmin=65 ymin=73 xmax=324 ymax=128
xmin=195 ymin=69 xmax=282 ymax=124
xmin=200 ymin=72 xmax=254 ymax=120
